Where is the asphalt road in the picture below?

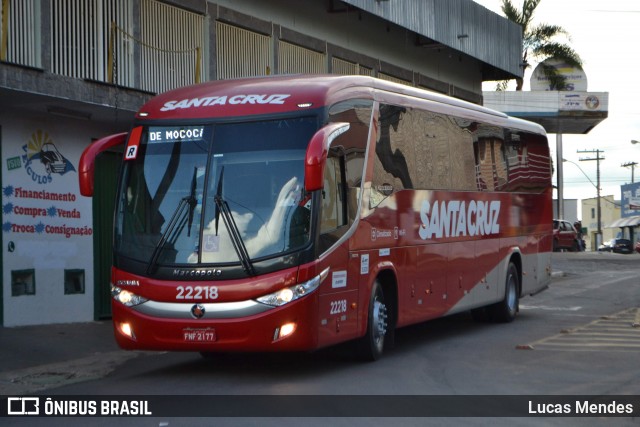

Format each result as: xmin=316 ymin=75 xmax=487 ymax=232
xmin=5 ymin=251 xmax=640 ymax=426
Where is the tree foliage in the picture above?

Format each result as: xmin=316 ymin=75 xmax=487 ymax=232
xmin=498 ymin=0 xmax=583 ymax=91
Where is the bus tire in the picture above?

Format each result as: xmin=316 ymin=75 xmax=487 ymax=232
xmin=358 ymin=280 xmax=389 ymax=361
xmin=488 ymin=262 xmax=519 ymax=323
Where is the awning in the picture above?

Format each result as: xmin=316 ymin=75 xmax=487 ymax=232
xmin=606 ymin=216 xmax=640 ymax=228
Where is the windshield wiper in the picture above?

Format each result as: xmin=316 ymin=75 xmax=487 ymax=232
xmin=214 ymin=166 xmax=224 ymax=236
xmin=146 ymin=167 xmax=198 ymax=275
xmin=213 ymin=167 xmax=256 ymax=276
xmin=186 ymin=166 xmax=198 ymax=237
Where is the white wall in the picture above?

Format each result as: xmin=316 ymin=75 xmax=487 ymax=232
xmin=2 ymin=113 xmax=101 ymax=326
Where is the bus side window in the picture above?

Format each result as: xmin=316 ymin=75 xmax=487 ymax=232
xmin=319 ymin=152 xmax=347 ymax=252
xmin=370 ymin=104 xmax=414 ymax=208
xmin=327 ymin=98 xmax=371 ymax=226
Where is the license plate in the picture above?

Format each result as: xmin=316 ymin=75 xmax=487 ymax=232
xmin=183 ymin=327 xmax=216 ymax=342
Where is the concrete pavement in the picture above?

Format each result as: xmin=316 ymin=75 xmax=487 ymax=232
xmin=0 ymin=320 xmax=143 ymax=395
xmin=1 ymin=266 xmax=568 ymax=395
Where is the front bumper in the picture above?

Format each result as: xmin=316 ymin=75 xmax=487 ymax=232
xmin=111 ymin=293 xmax=318 ymax=352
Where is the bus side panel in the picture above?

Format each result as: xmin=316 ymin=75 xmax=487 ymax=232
xmin=473 ymin=238 xmax=501 ymax=305
xmin=412 ymin=243 xmax=449 ymax=324
xmin=522 ymin=235 xmax=552 ymax=296
xmin=446 ymin=241 xmax=479 ymax=313
xmin=317 ymin=290 xmax=359 ymax=347
xmin=315 ymin=241 xmax=361 ymax=349
xmin=445 ymin=238 xmax=504 ymax=316
xmin=388 ymin=245 xmax=417 ymax=327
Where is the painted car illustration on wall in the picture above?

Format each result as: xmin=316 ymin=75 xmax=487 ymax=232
xmin=39 ymin=142 xmax=67 ymax=174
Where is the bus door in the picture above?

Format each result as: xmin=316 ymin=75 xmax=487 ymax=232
xmin=315 ymin=151 xmax=360 ymax=347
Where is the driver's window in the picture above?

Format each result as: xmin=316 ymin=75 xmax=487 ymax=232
xmin=318 ymin=153 xmax=348 ymax=253
xmin=320 ymin=154 xmax=345 ymax=234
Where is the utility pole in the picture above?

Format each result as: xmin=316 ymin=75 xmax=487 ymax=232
xmin=578 ymin=149 xmax=604 ymax=247
xmin=622 ymin=161 xmax=637 ymax=183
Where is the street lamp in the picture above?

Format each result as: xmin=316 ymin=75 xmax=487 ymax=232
xmin=563 ymin=155 xmax=603 ymax=248
xmin=562 ymin=159 xmax=598 ymax=190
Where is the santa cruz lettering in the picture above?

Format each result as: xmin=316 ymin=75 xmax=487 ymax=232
xmin=419 ymin=200 xmax=501 ymax=240
xmin=160 ymin=94 xmax=291 ymax=111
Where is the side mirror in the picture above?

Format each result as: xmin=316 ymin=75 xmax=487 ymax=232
xmin=78 ymin=132 xmax=128 ymax=196
xmin=304 ymin=122 xmax=350 ymax=191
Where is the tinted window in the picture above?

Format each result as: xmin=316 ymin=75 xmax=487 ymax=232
xmin=369 ymin=104 xmax=550 ymax=208
xmin=318 ymin=99 xmax=372 ymax=253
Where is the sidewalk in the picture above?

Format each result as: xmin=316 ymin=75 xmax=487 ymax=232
xmin=0 ymin=320 xmax=141 ymax=395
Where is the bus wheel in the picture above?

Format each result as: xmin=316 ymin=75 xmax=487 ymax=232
xmin=358 ymin=280 xmax=389 ymax=361
xmin=488 ymin=262 xmax=519 ymax=323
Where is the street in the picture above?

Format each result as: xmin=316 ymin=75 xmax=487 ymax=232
xmin=4 ymin=251 xmax=640 ymax=426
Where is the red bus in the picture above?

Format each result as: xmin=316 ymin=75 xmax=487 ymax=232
xmin=79 ymin=75 xmax=552 ymax=360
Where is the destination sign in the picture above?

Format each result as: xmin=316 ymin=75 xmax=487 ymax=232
xmin=148 ymin=126 xmax=205 ymax=143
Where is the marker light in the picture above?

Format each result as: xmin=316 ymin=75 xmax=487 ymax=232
xmin=111 ymin=285 xmax=148 ymax=307
xmin=256 ymin=268 xmax=329 ymax=307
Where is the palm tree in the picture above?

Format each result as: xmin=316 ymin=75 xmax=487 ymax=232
xmin=498 ymin=0 xmax=583 ymax=91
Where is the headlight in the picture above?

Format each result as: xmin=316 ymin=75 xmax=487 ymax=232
xmin=256 ymin=267 xmax=329 ymax=307
xmin=111 ymin=285 xmax=148 ymax=307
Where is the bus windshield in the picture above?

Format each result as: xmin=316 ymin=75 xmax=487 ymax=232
xmin=115 ymin=116 xmax=318 ymax=271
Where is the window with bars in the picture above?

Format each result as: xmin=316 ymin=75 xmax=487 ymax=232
xmin=139 ymin=0 xmax=207 ymax=93
xmin=0 ymin=0 xmax=40 ymax=67
xmin=50 ymin=0 xmax=133 ymax=84
xmin=48 ymin=0 xmax=206 ymax=93
xmin=278 ymin=41 xmax=325 ymax=75
xmin=331 ymin=57 xmax=373 ymax=76
xmin=216 ymin=21 xmax=271 ymax=80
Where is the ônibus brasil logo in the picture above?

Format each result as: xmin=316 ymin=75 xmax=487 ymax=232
xmin=21 ymin=130 xmax=76 ymax=184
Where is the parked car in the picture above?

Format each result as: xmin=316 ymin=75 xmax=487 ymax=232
xmin=636 ymin=241 xmax=640 ymax=254
xmin=552 ymin=219 xmax=580 ymax=252
xmin=598 ymin=238 xmax=634 ymax=254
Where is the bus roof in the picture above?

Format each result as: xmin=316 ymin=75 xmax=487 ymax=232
xmin=136 ymin=75 xmax=545 ymax=135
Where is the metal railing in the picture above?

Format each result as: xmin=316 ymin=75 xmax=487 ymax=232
xmin=0 ymin=0 xmax=40 ymax=67
xmin=331 ymin=57 xmax=373 ymax=76
xmin=50 ymin=0 xmax=132 ymax=83
xmin=278 ymin=40 xmax=325 ymax=74
xmin=216 ymin=21 xmax=271 ymax=80
xmin=137 ymin=0 xmax=206 ymax=93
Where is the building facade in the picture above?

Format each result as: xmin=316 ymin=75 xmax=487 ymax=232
xmin=582 ymin=195 xmax=620 ymax=251
xmin=607 ymin=181 xmax=640 ymax=247
xmin=0 ymin=0 xmax=522 ymax=326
